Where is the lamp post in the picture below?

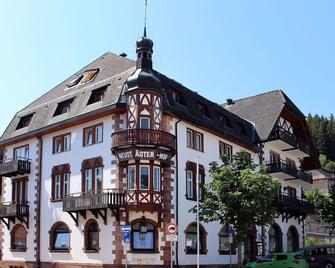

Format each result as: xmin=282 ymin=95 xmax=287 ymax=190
xmin=196 ymin=157 xmax=200 ymax=268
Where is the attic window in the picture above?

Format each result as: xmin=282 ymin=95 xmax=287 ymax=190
xmin=237 ymin=122 xmax=247 ymax=136
xmin=87 ymin=86 xmax=107 ymax=105
xmin=54 ymin=99 xmax=74 ymax=117
xmin=171 ymin=89 xmax=185 ymax=105
xmin=66 ymin=75 xmax=83 ymax=88
xmin=219 ymin=114 xmax=232 ymax=128
xmin=197 ymin=102 xmax=211 ymax=118
xmin=16 ymin=114 xmax=33 ymax=130
xmin=82 ymin=69 xmax=99 ymax=84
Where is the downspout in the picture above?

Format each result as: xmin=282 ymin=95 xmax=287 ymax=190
xmin=36 ymin=136 xmax=43 ymax=268
xmin=174 ymin=119 xmax=181 ymax=267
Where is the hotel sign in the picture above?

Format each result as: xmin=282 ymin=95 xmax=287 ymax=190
xmin=116 ymin=149 xmax=173 ymax=162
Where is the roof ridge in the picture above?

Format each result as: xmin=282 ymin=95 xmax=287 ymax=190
xmin=223 ymin=89 xmax=284 ymax=105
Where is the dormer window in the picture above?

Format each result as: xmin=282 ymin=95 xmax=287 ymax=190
xmin=66 ymin=75 xmax=83 ymax=88
xmin=87 ymin=87 xmax=107 ymax=105
xmin=237 ymin=122 xmax=247 ymax=136
xmin=54 ymin=99 xmax=74 ymax=117
xmin=219 ymin=114 xmax=232 ymax=128
xmin=82 ymin=69 xmax=99 ymax=84
xmin=171 ymin=89 xmax=185 ymax=105
xmin=172 ymin=90 xmax=180 ymax=103
xmin=198 ymin=103 xmax=205 ymax=115
xmin=16 ymin=114 xmax=33 ymax=130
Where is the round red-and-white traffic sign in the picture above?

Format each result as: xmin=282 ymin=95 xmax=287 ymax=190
xmin=166 ymin=223 xmax=178 ymax=235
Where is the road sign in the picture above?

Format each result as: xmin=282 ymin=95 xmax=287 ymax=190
xmin=166 ymin=223 xmax=178 ymax=235
xmin=121 ymin=225 xmax=131 ymax=243
xmin=166 ymin=234 xmax=178 ymax=242
xmin=228 ymin=225 xmax=234 ymax=244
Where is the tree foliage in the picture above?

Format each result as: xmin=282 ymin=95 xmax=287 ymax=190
xmin=306 ymin=187 xmax=335 ymax=228
xmin=307 ymin=113 xmax=335 ymax=163
xmin=190 ymin=152 xmax=281 ymax=245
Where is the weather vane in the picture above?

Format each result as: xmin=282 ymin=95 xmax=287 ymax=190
xmin=144 ymin=0 xmax=148 ymax=37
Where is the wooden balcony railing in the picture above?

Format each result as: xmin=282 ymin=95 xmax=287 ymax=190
xmin=63 ymin=189 xmax=125 ymax=212
xmin=111 ymin=129 xmax=176 ymax=152
xmin=0 ymin=158 xmax=31 ymax=177
xmin=0 ymin=201 xmax=29 ymax=229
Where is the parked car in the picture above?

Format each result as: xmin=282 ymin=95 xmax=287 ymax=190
xmin=300 ymin=244 xmax=335 ymax=268
xmin=246 ymin=252 xmax=308 ymax=268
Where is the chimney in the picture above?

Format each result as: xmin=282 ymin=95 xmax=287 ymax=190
xmin=226 ymin=98 xmax=234 ymax=105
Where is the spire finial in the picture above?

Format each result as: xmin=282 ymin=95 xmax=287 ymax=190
xmin=144 ymin=0 xmax=148 ymax=37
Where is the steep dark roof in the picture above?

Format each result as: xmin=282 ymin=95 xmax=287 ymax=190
xmin=0 ymin=52 xmax=136 ymax=143
xmin=224 ymin=89 xmax=302 ymax=141
xmin=0 ymin=51 xmax=258 ymax=151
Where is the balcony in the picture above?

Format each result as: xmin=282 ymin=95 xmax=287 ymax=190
xmin=275 ymin=194 xmax=313 ymax=222
xmin=268 ymin=126 xmax=297 ymax=150
xmin=288 ymin=139 xmax=312 ymax=159
xmin=125 ymin=191 xmax=163 ymax=213
xmin=266 ymin=161 xmax=313 ymax=185
xmin=112 ymin=129 xmax=176 ymax=155
xmin=266 ymin=161 xmax=298 ymax=180
xmin=267 ymin=126 xmax=311 ymax=158
xmin=0 ymin=201 xmax=29 ymax=229
xmin=0 ymin=158 xmax=31 ymax=177
xmin=63 ymin=189 xmax=125 ymax=225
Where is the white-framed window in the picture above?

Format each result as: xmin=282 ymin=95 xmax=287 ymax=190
xmin=187 ymin=128 xmax=204 ymax=152
xmin=96 ymin=125 xmax=103 ymax=143
xmin=153 ymin=166 xmax=160 ymax=191
xmin=95 ymin=167 xmax=103 ymax=192
xmin=186 ymin=170 xmax=193 ymax=199
xmin=140 ymin=117 xmax=150 ymax=129
xmin=195 ymin=133 xmax=203 ymax=151
xmin=128 ymin=166 xmax=136 ymax=190
xmin=64 ymin=134 xmax=71 ymax=151
xmin=140 ymin=165 xmax=150 ymax=190
xmin=83 ymin=124 xmax=103 ymax=146
xmin=85 ymin=129 xmax=94 ymax=146
xmin=85 ymin=169 xmax=93 ymax=193
xmin=14 ymin=146 xmax=29 ymax=159
xmin=55 ymin=175 xmax=61 ymax=200
xmin=63 ymin=173 xmax=70 ymax=196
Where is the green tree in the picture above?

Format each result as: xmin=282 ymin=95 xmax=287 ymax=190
xmin=190 ymin=152 xmax=281 ymax=263
xmin=306 ymin=188 xmax=335 ymax=228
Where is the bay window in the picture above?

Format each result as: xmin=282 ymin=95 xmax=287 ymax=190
xmin=140 ymin=166 xmax=150 ymax=190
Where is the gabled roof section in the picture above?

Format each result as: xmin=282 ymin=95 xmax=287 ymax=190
xmin=0 ymin=52 xmax=136 ymax=143
xmin=160 ymin=73 xmax=259 ymax=150
xmin=224 ymin=89 xmax=296 ymax=141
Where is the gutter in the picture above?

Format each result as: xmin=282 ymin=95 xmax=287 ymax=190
xmin=36 ymin=136 xmax=43 ymax=268
xmin=174 ymin=119 xmax=181 ymax=267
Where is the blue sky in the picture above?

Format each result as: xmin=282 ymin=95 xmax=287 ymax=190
xmin=0 ymin=0 xmax=334 ymax=134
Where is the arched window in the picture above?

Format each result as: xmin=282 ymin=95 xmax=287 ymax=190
xmin=269 ymin=224 xmax=282 ymax=253
xmin=287 ymin=226 xmax=299 ymax=252
xmin=11 ymin=224 xmax=27 ymax=251
xmin=84 ymin=219 xmax=99 ymax=252
xmin=219 ymin=225 xmax=236 ymax=255
xmin=50 ymin=222 xmax=70 ymax=251
xmin=131 ymin=217 xmax=157 ymax=252
xmin=185 ymin=222 xmax=207 ymax=254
